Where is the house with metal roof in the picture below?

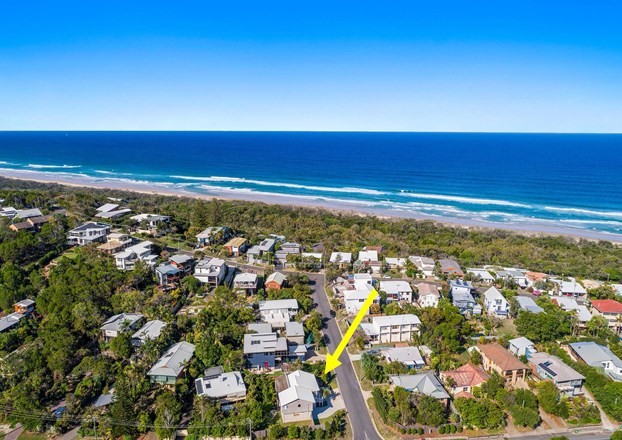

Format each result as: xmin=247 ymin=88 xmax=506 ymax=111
xmin=223 ymin=237 xmax=248 ymax=256
xmin=233 ymin=272 xmax=258 ymax=294
xmin=258 ymin=299 xmax=299 ymax=328
xmin=131 ymin=320 xmax=167 ymax=347
xmin=196 ymin=226 xmax=232 ymax=246
xmin=389 ymin=372 xmax=450 ymax=403
xmin=483 ymin=287 xmax=509 ymax=318
xmin=155 ymin=263 xmax=182 ymax=287
xmin=100 ymin=313 xmax=144 ymax=342
xmin=552 ymin=297 xmax=592 ymax=327
xmin=379 ymin=280 xmax=413 ymax=303
xmin=285 ymin=321 xmax=305 ymax=345
xmin=528 ymin=352 xmax=584 ymax=396
xmin=147 ymin=341 xmax=195 ymax=385
xmin=409 ymin=256 xmax=436 ymax=277
xmin=195 ymin=370 xmax=247 ymax=404
xmin=67 ymin=222 xmax=111 ymax=246
xmin=276 ymin=370 xmax=325 ymax=421
xmin=0 ymin=312 xmax=25 ymax=333
xmin=515 ymin=296 xmax=544 ymax=314
xmin=265 ymin=272 xmax=288 ymax=290
xmin=15 ymin=208 xmax=43 ymax=219
xmin=381 ymin=346 xmax=425 ymax=369
xmin=329 ymin=252 xmax=352 ymax=268
xmin=508 ymin=337 xmax=536 ymax=358
xmin=361 ymin=314 xmax=421 ymax=344
xmin=467 ymin=268 xmax=496 ymax=284
xmin=193 ymin=257 xmax=227 ymax=286
xmin=244 ymin=332 xmax=288 ymax=369
xmin=569 ymin=341 xmax=622 ymax=381
xmin=452 ymin=290 xmax=481 ymax=316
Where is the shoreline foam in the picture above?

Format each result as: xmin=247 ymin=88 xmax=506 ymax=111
xmin=1 ymin=168 xmax=621 ymax=244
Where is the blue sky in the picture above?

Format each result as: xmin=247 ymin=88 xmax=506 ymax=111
xmin=1 ymin=1 xmax=621 ymax=132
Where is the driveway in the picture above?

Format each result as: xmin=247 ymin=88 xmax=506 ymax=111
xmin=307 ymin=273 xmax=382 ymax=440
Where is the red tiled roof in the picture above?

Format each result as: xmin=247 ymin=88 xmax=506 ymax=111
xmin=591 ymin=299 xmax=622 ymax=314
xmin=477 ymin=343 xmax=528 ymax=371
xmin=443 ymin=363 xmax=489 ymax=388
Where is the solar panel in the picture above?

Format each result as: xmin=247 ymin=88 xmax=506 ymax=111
xmin=195 ymin=379 xmax=204 ymax=395
xmin=539 ymin=361 xmax=557 ymax=377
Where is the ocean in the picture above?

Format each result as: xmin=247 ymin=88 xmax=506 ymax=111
xmin=1 ymin=131 xmax=622 ymax=239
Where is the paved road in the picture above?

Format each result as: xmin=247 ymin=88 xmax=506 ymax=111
xmin=308 ymin=273 xmax=382 ymax=440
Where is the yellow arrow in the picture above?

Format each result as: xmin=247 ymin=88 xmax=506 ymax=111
xmin=324 ymin=288 xmax=379 ymax=374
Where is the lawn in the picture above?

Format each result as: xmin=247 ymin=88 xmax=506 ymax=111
xmin=18 ymin=433 xmax=48 ymax=440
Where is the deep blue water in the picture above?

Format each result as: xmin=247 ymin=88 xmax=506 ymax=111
xmin=1 ymin=131 xmax=622 ymax=237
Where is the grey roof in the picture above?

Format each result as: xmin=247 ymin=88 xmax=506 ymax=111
xmin=0 ymin=312 xmax=24 ymax=332
xmin=93 ymin=391 xmax=115 ymax=408
xmin=156 ymin=263 xmax=181 ymax=275
xmin=195 ymin=371 xmax=247 ymax=399
xmin=243 ymin=332 xmax=287 ymax=354
xmin=509 ymin=337 xmax=535 ymax=350
xmin=372 ymin=314 xmax=421 ymax=327
xmin=569 ymin=341 xmax=622 ymax=369
xmin=515 ymin=296 xmax=544 ymax=314
xmin=148 ymin=341 xmax=195 ymax=378
xmin=16 ymin=208 xmax=43 ymax=219
xmin=234 ymin=273 xmax=258 ymax=283
xmin=278 ymin=370 xmax=320 ymax=406
xmin=248 ymin=323 xmax=273 ymax=333
xmin=95 ymin=208 xmax=132 ymax=219
xmin=484 ymin=287 xmax=506 ymax=302
xmin=529 ymin=352 xmax=584 ymax=382
xmin=132 ymin=320 xmax=166 ymax=342
xmin=169 ymin=254 xmax=194 ymax=265
xmin=381 ymin=347 xmax=425 ymax=366
xmin=266 ymin=272 xmax=287 ymax=285
xmin=96 ymin=203 xmax=119 ymax=213
xmin=285 ymin=321 xmax=305 ymax=338
xmin=69 ymin=221 xmax=111 ymax=232
xmin=452 ymin=290 xmax=476 ymax=304
xmin=389 ymin=373 xmax=450 ymax=400
xmin=258 ymin=299 xmax=299 ymax=312
xmin=101 ymin=313 xmax=143 ymax=332
xmin=15 ymin=299 xmax=35 ymax=308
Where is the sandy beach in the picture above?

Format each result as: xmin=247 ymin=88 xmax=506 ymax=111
xmin=1 ymin=167 xmax=622 ymax=243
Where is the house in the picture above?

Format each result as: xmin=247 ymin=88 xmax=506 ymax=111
xmin=409 ymin=256 xmax=436 ymax=277
xmin=389 ymin=373 xmax=450 ymax=403
xmin=13 ymin=299 xmax=35 ymax=315
xmin=0 ymin=206 xmax=17 ymax=218
xmin=515 ymin=296 xmax=544 ymax=314
xmin=114 ymin=241 xmax=156 ymax=271
xmin=358 ymin=250 xmax=379 ymax=262
xmin=300 ymin=252 xmax=323 ymax=269
xmin=196 ymin=226 xmax=232 ymax=247
xmin=528 ymin=352 xmax=584 ymax=396
xmin=244 ymin=332 xmax=288 ymax=369
xmin=10 ymin=214 xmax=53 ymax=232
xmin=342 ymin=274 xmax=380 ymax=315
xmin=467 ymin=268 xmax=496 ymax=284
xmin=95 ymin=208 xmax=132 ymax=220
xmin=416 ymin=283 xmax=441 ymax=308
xmin=147 ymin=341 xmax=196 ymax=385
xmin=233 ymin=273 xmax=259 ymax=295
xmin=155 ymin=263 xmax=182 ymax=287
xmin=276 ymin=370 xmax=325 ymax=421
xmin=9 ymin=221 xmax=34 ymax=232
xmin=452 ymin=290 xmax=481 ymax=316
xmin=130 ymin=213 xmax=169 ymax=233
xmin=476 ymin=343 xmax=530 ymax=384
xmin=360 ymin=314 xmax=421 ymax=344
xmin=100 ymin=313 xmax=144 ymax=342
xmin=248 ymin=322 xmax=273 ymax=333
xmin=247 ymin=238 xmax=276 ymax=264
xmin=554 ymin=278 xmax=588 ymax=296
xmin=193 ymin=257 xmax=227 ymax=287
xmin=67 ymin=222 xmax=111 ymax=246
xmin=439 ymin=259 xmax=464 ymax=277
xmin=223 ymin=237 xmax=248 ymax=256
xmin=381 ymin=346 xmax=425 ymax=369
xmin=329 ymin=252 xmax=352 ymax=268
xmin=502 ymin=269 xmax=529 ymax=288
xmin=258 ymin=299 xmax=299 ymax=328
xmin=483 ymin=287 xmax=510 ymax=318
xmin=552 ymin=297 xmax=592 ymax=327
xmin=589 ymin=299 xmax=622 ymax=334
xmin=440 ymin=363 xmax=490 ymax=398
xmin=508 ymin=337 xmax=537 ymax=358
xmin=274 ymin=242 xmax=301 ymax=268
xmin=265 ymin=272 xmax=288 ymax=290
xmin=379 ymin=280 xmax=413 ymax=303
xmin=96 ymin=203 xmax=119 ymax=213
xmin=569 ymin=341 xmax=622 ymax=381
xmin=15 ymin=208 xmax=43 ymax=219
xmin=281 ymin=242 xmax=302 ymax=254
xmin=169 ymin=254 xmax=195 ymax=276
xmin=195 ymin=369 xmax=247 ymax=404
xmin=0 ymin=313 xmax=25 ymax=333
xmin=97 ymin=232 xmax=133 ymax=255
xmin=131 ymin=320 xmax=167 ymax=347
xmin=285 ymin=321 xmax=305 ymax=345
xmin=449 ymin=279 xmax=474 ymax=296
xmin=385 ymin=257 xmax=407 ymax=271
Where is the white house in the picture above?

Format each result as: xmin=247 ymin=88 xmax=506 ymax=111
xmin=113 ymin=241 xmax=156 ymax=270
xmin=196 ymin=226 xmax=232 ymax=246
xmin=258 ymin=299 xmax=299 ymax=328
xmin=515 ymin=296 xmax=544 ymax=314
xmin=381 ymin=346 xmax=425 ymax=369
xmin=277 ymin=370 xmax=325 ymax=421
xmin=343 ymin=275 xmax=379 ymax=314
xmin=233 ymin=272 xmax=258 ymax=295
xmin=508 ymin=337 xmax=536 ymax=358
xmin=467 ymin=268 xmax=496 ymax=284
xmin=416 ymin=283 xmax=441 ymax=308
xmin=358 ymin=250 xmax=378 ymax=262
xmin=379 ymin=280 xmax=413 ymax=303
xmin=100 ymin=313 xmax=144 ymax=342
xmin=329 ymin=252 xmax=352 ymax=267
xmin=408 ymin=256 xmax=436 ymax=277
xmin=361 ymin=314 xmax=421 ymax=344
xmin=552 ymin=297 xmax=592 ymax=327
xmin=131 ymin=320 xmax=167 ymax=346
xmin=385 ymin=258 xmax=407 ymax=271
xmin=194 ymin=257 xmax=227 ymax=287
xmin=148 ymin=342 xmax=195 ymax=385
xmin=569 ymin=341 xmax=622 ymax=381
xmin=67 ymin=222 xmax=111 ymax=246
xmin=483 ymin=287 xmax=510 ymax=318
xmin=194 ymin=369 xmax=247 ymax=404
